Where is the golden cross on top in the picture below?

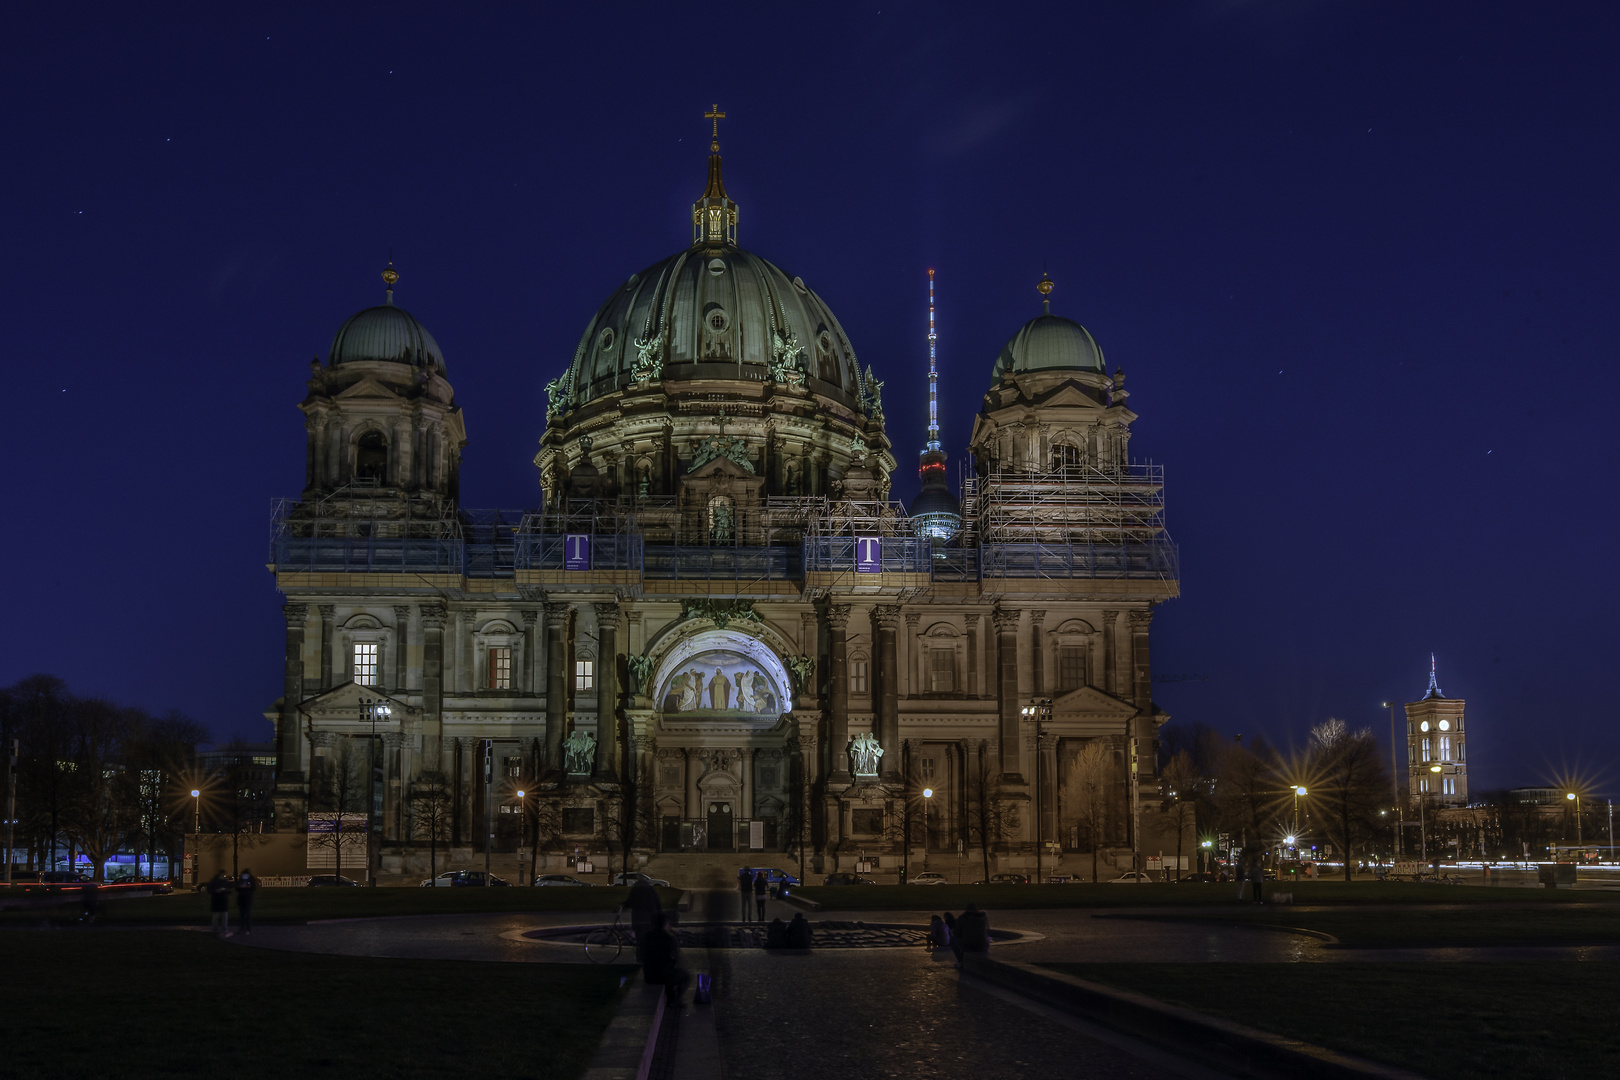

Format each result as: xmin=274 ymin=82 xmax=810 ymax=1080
xmin=705 ymin=103 xmax=726 ymax=149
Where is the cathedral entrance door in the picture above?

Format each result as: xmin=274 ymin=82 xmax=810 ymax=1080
xmin=707 ymin=801 xmax=734 ymax=850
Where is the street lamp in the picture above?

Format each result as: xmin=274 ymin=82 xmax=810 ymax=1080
xmin=1294 ymin=786 xmax=1307 ymax=842
xmin=1382 ymin=701 xmax=1403 ymax=857
xmin=1022 ymin=699 xmax=1053 ymax=883
xmin=190 ymin=789 xmax=201 ymax=887
xmin=1567 ymin=792 xmax=1582 ymax=846
xmin=359 ymin=698 xmax=391 ymax=888
xmin=517 ymin=791 xmax=527 ymax=885
xmin=922 ymin=788 xmax=933 ymax=873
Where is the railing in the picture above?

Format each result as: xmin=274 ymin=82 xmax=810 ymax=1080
xmin=803 ymin=537 xmax=932 ymax=574
xmin=271 ymin=536 xmax=463 ymax=574
xmin=643 ymin=545 xmax=798 ymax=581
xmin=513 ymin=534 xmax=644 ymax=572
xmin=977 ymin=540 xmax=1179 ymax=581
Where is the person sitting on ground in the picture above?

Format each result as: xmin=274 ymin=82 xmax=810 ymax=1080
xmin=765 ymin=916 xmax=789 ymax=950
xmin=927 ymin=913 xmax=951 ymax=950
xmin=786 ymin=911 xmax=814 ymax=949
xmin=640 ymin=910 xmax=689 ymax=1003
xmin=621 ymin=878 xmax=662 ymax=961
xmin=953 ymin=903 xmax=990 ymax=968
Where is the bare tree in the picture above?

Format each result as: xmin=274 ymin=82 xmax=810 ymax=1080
xmin=967 ymin=744 xmax=1017 ymax=881
xmin=309 ymin=740 xmax=368 ymax=879
xmin=1308 ymin=720 xmax=1388 ymax=881
xmin=1212 ymin=735 xmax=1285 ymax=850
xmin=1061 ymin=740 xmax=1113 ymax=882
xmin=409 ymin=770 xmax=453 ymax=880
xmin=1159 ymin=749 xmax=1199 ymax=881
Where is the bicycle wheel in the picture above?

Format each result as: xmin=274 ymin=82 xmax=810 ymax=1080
xmin=584 ymin=926 xmax=624 ymax=963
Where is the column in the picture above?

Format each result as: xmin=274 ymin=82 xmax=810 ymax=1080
xmin=455 ymin=611 xmax=475 ymax=695
xmin=520 ymin=609 xmax=538 ymax=694
xmin=873 ymin=605 xmax=901 ymax=778
xmin=1101 ymin=610 xmax=1120 ymax=697
xmin=964 ymin=614 xmax=980 ymax=698
xmin=825 ymin=603 xmax=851 ymax=781
xmin=594 ymin=602 xmax=620 ymax=781
xmin=1030 ymin=610 xmax=1046 ymax=697
xmin=685 ymin=748 xmax=702 ymax=826
xmin=742 ymin=747 xmax=755 ymax=822
xmin=392 ymin=606 xmax=411 ymax=693
xmin=1128 ymin=608 xmax=1155 ymax=776
xmin=382 ymin=732 xmax=406 ymax=842
xmin=902 ymin=612 xmax=920 ymax=699
xmin=319 ymin=604 xmax=336 ymax=688
xmin=545 ymin=602 xmax=569 ymax=773
xmin=993 ymin=607 xmax=1024 ymax=783
xmin=276 ymin=605 xmax=309 ymax=809
xmin=419 ymin=603 xmax=446 ymax=771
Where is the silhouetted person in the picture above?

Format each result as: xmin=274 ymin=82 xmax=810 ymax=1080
xmin=235 ymin=869 xmax=257 ymax=935
xmin=623 ymin=878 xmax=662 ymax=962
xmin=753 ymin=871 xmax=768 ymax=922
xmin=765 ymin=916 xmax=788 ymax=949
xmin=738 ymin=867 xmax=753 ymax=922
xmin=641 ymin=910 xmax=689 ymax=1004
xmin=928 ymin=913 xmax=951 ymax=949
xmin=954 ymin=903 xmax=989 ymax=968
xmin=1246 ymin=860 xmax=1264 ymax=905
xmin=205 ymin=871 xmax=232 ymax=937
xmin=786 ymin=911 xmax=814 ymax=949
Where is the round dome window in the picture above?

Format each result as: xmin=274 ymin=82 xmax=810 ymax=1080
xmin=818 ymin=330 xmax=834 ymax=356
xmin=706 ymin=307 xmax=730 ymax=333
xmin=708 ymin=258 xmax=727 ymax=276
xmin=792 ymin=276 xmax=808 ymax=293
xmin=598 ymin=327 xmax=616 ymax=352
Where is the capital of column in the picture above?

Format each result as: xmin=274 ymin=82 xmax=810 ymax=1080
xmin=1127 ymin=609 xmax=1153 ymax=631
xmin=991 ymin=607 xmax=1021 ymax=634
xmin=308 ymin=730 xmax=337 ymax=749
xmin=824 ymin=603 xmax=851 ymax=632
xmin=963 ymin=613 xmax=981 ymax=629
xmin=419 ymin=602 xmax=447 ymax=629
xmin=318 ymin=604 xmax=336 ymax=619
xmin=593 ymin=602 xmax=621 ymax=626
xmin=520 ymin=609 xmax=538 ymax=627
xmin=903 ymin=612 xmax=920 ymax=630
xmin=458 ymin=609 xmax=476 ymax=627
xmin=1102 ymin=609 xmax=1120 ymax=623
xmin=382 ymin=731 xmax=408 ymax=750
xmin=283 ymin=603 xmax=309 ymax=625
xmin=871 ymin=605 xmax=901 ymax=632
xmin=544 ymin=601 xmax=570 ymax=625
xmin=1030 ymin=609 xmax=1047 ymax=627
xmin=392 ymin=605 xmax=411 ymax=621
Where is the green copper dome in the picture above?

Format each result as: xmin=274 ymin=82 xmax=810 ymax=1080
xmin=329 ymin=304 xmax=445 ymax=374
xmin=989 ymin=313 xmax=1104 ymax=381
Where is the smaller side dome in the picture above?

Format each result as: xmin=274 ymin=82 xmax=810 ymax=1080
xmin=990 ymin=314 xmax=1104 ymax=381
xmin=329 ymin=305 xmax=446 ymax=373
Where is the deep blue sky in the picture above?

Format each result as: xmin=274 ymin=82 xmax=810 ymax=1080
xmin=4 ymin=4 xmax=1616 ymax=791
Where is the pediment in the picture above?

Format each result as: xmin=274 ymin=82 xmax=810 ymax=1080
xmin=334 ymin=377 xmax=405 ymax=403
xmin=686 ymin=455 xmax=756 ymax=479
xmin=1030 ymin=383 xmax=1106 ymax=410
xmin=298 ymin=682 xmax=416 ymax=721
xmin=1051 ymin=684 xmax=1139 ymax=718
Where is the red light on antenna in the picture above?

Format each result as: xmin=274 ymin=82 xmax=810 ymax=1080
xmin=927 ymin=268 xmax=935 ymax=277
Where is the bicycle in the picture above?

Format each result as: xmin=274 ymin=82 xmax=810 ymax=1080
xmin=584 ymin=910 xmax=635 ymax=964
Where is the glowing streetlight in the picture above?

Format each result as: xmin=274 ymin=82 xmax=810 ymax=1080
xmin=190 ymin=789 xmax=201 ymax=886
xmin=922 ymin=787 xmax=934 ymax=873
xmin=1568 ymin=792 xmax=1582 ymax=845
xmin=517 ymin=790 xmax=527 ymax=885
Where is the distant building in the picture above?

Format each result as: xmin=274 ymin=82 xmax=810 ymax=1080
xmin=1405 ymin=656 xmax=1467 ymax=808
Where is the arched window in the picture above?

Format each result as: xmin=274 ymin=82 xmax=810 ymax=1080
xmin=356 ymin=431 xmax=388 ymax=482
xmin=1051 ymin=443 xmax=1083 ymax=470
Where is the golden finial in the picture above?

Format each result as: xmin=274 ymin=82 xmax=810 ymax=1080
xmin=705 ymin=103 xmax=726 ymax=152
xmin=381 ymin=261 xmax=398 ymax=305
xmin=1036 ymin=272 xmax=1054 ymax=297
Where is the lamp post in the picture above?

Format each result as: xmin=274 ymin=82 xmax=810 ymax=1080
xmin=1293 ymin=786 xmax=1307 ymax=846
xmin=517 ymin=790 xmax=527 ymax=885
xmin=922 ymin=788 xmax=933 ymax=873
xmin=190 ymin=788 xmax=201 ymax=886
xmin=1567 ymin=792 xmax=1581 ymax=847
xmin=1022 ymin=699 xmax=1052 ymax=884
xmin=358 ymin=698 xmax=390 ymax=887
xmin=1382 ymin=701 xmax=1403 ymax=857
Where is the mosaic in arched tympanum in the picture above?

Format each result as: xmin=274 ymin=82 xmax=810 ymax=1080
xmin=659 ymin=650 xmax=784 ymax=717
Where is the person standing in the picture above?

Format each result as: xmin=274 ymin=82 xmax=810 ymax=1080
xmin=235 ymin=868 xmax=257 ymax=936
xmin=623 ymin=878 xmax=662 ymax=962
xmin=753 ymin=870 xmax=768 ymax=922
xmin=640 ymin=911 xmax=689 ymax=1004
xmin=205 ymin=871 xmax=232 ymax=937
xmin=1246 ymin=858 xmax=1264 ymax=905
xmin=738 ymin=867 xmax=753 ymax=922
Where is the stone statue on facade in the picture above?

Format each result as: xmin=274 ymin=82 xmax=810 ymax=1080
xmin=710 ymin=498 xmax=735 ymax=542
xmin=563 ymin=729 xmax=596 ymax=775
xmin=631 ymin=335 xmax=664 ymax=383
xmin=691 ymin=434 xmax=755 ymax=474
xmin=786 ymin=654 xmax=815 ymax=695
xmin=626 ymin=653 xmax=654 ymax=696
xmin=545 ymin=372 xmax=573 ymax=420
xmin=849 ymin=732 xmax=883 ymax=776
xmin=770 ymin=326 xmax=806 ymax=385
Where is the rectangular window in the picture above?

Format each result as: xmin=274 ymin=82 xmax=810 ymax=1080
xmin=1439 ymin=735 xmax=1452 ymax=761
xmin=919 ymin=757 xmax=936 ymax=782
xmin=1421 ymin=737 xmax=1431 ymax=762
xmin=1058 ymin=646 xmax=1085 ymax=691
xmin=575 ymin=660 xmax=594 ymax=692
xmin=1443 ymin=777 xmax=1456 ymax=795
xmin=850 ymin=659 xmax=869 ymax=695
xmin=353 ymin=643 xmax=378 ymax=686
xmin=504 ymin=755 xmax=521 ymax=778
xmin=1420 ymin=777 xmax=1429 ymax=793
xmin=929 ymin=649 xmax=956 ymax=693
xmin=488 ymin=647 xmax=512 ymax=690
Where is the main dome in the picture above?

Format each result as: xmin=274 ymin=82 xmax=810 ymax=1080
xmin=989 ymin=313 xmax=1104 ymax=381
xmin=562 ymin=246 xmax=864 ymax=409
xmin=329 ymin=304 xmax=445 ymax=374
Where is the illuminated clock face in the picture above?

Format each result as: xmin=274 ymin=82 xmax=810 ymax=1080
xmin=1438 ymin=719 xmax=1450 ymax=731
xmin=1420 ymin=721 xmax=1430 ymax=732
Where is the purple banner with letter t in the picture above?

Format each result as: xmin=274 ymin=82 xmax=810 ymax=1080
xmin=855 ymin=536 xmax=881 ymax=573
xmin=564 ymin=534 xmax=591 ymax=571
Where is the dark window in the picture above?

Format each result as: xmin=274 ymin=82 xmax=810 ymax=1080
xmin=929 ymin=649 xmax=955 ymax=692
xmin=1059 ymin=646 xmax=1085 ymax=691
xmin=1051 ymin=443 xmax=1083 ymax=469
xmin=852 ymin=809 xmax=883 ymax=834
xmin=356 ymin=431 xmax=388 ymax=482
xmin=562 ymin=807 xmax=594 ymax=834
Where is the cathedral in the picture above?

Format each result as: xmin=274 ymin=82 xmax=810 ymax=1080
xmin=266 ymin=114 xmax=1183 ymax=881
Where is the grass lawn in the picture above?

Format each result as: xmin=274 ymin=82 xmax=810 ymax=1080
xmin=1105 ymin=904 xmax=1620 ymax=948
xmin=1048 ymin=962 xmax=1620 ymax=1080
xmin=2 ymin=930 xmax=631 ymax=1079
xmin=793 ymin=880 xmax=1617 ymax=912
xmin=0 ymin=885 xmax=681 ymax=926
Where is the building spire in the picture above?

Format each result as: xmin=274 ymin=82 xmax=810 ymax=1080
xmin=381 ymin=261 xmax=398 ymax=306
xmin=1037 ymin=270 xmax=1054 ymax=316
xmin=693 ymin=104 xmax=738 ymax=246
xmin=1425 ymin=653 xmax=1443 ymax=699
xmin=926 ymin=269 xmax=941 ymax=453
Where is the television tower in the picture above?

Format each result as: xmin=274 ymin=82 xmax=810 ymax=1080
xmin=911 ymin=268 xmax=962 ymax=541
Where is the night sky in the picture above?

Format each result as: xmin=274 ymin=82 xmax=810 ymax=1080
xmin=5 ymin=4 xmax=1617 ymax=793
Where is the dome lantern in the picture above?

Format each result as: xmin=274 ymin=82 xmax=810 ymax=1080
xmin=692 ymin=104 xmax=738 ymax=247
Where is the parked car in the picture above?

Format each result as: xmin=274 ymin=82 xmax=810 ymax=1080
xmin=822 ymin=873 xmax=877 ymax=886
xmin=908 ymin=872 xmax=950 ymax=886
xmin=1108 ymin=872 xmax=1155 ymax=884
xmin=307 ymin=875 xmax=362 ymax=887
xmin=534 ymin=874 xmax=594 ymax=887
xmin=611 ymin=871 xmax=671 ymax=888
xmin=419 ymin=871 xmax=511 ymax=888
xmin=1177 ymin=873 xmax=1218 ymax=884
xmin=974 ymin=873 xmax=1030 ymax=885
xmin=40 ymin=870 xmax=94 ymax=884
xmin=739 ymin=867 xmax=800 ymax=896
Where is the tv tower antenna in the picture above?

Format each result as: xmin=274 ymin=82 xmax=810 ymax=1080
xmin=926 ymin=268 xmax=941 ymax=453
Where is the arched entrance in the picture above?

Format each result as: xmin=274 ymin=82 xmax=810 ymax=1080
xmin=707 ymin=799 xmax=735 ymax=850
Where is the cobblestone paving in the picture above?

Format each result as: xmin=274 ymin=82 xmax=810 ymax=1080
xmin=710 ymin=947 xmax=1182 ymax=1080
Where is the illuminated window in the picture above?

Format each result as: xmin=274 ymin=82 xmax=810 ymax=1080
xmin=1421 ymin=737 xmax=1431 ymax=763
xmin=1443 ymin=776 xmax=1456 ymax=795
xmin=1420 ymin=777 xmax=1429 ymax=793
xmin=1439 ymin=735 xmax=1452 ymax=761
xmin=353 ymin=643 xmax=378 ymax=686
xmin=850 ymin=658 xmax=869 ymax=695
xmin=1051 ymin=443 xmax=1082 ymax=469
xmin=489 ymin=647 xmax=512 ymax=690
xmin=1058 ymin=646 xmax=1085 ymax=691
xmin=920 ymin=757 xmax=936 ymax=782
xmin=575 ymin=659 xmax=594 ymax=692
xmin=929 ymin=649 xmax=955 ymax=693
